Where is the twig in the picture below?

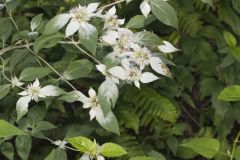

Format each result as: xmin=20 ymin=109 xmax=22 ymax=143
xmin=0 ymin=43 xmax=33 ymax=56
xmin=97 ymin=0 xmax=126 ymax=11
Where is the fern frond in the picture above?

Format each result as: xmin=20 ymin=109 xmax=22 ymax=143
xmin=122 ymin=85 xmax=179 ymax=128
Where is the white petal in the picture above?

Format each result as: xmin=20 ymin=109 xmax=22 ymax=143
xmin=96 ymin=64 xmax=107 ymax=74
xmin=39 ymin=85 xmax=62 ymax=97
xmin=118 ymin=19 xmax=125 ymax=25
xmin=18 ymin=91 xmax=28 ymax=96
xmin=80 ymin=154 xmax=91 ymax=160
xmin=107 ymin=6 xmax=116 ymax=16
xmin=102 ymin=31 xmax=118 ymax=45
xmin=83 ymin=102 xmax=91 ymax=109
xmin=89 ymin=88 xmax=96 ymax=98
xmin=140 ymin=0 xmax=151 ymax=18
xmin=150 ymin=57 xmax=170 ymax=76
xmin=134 ymin=81 xmax=140 ymax=89
xmin=79 ymin=22 xmax=97 ymax=39
xmin=77 ymin=92 xmax=90 ymax=104
xmin=33 ymin=78 xmax=40 ymax=87
xmin=89 ymin=108 xmax=97 ymax=121
xmin=87 ymin=3 xmax=100 ymax=13
xmin=16 ymin=96 xmax=32 ymax=121
xmin=97 ymin=155 xmax=105 ymax=160
xmin=65 ymin=20 xmax=80 ymax=37
xmin=108 ymin=66 xmax=127 ymax=80
xmin=158 ymin=41 xmax=180 ymax=53
xmin=140 ymin=72 xmax=159 ymax=83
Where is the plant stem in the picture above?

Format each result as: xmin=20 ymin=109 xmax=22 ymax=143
xmin=97 ymin=0 xmax=126 ymax=11
xmin=230 ymin=131 xmax=240 ymax=160
xmin=0 ymin=43 xmax=33 ymax=56
xmin=25 ymin=46 xmax=78 ymax=91
xmin=59 ymin=41 xmax=101 ymax=64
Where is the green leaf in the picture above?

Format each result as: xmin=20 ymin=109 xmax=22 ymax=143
xmin=0 ymin=84 xmax=11 ymax=100
xmin=133 ymin=31 xmax=162 ymax=47
xmin=150 ymin=0 xmax=178 ymax=29
xmin=31 ymin=13 xmax=43 ymax=31
xmin=98 ymin=79 xmax=118 ymax=115
xmin=0 ymin=120 xmax=26 ymax=138
xmin=78 ymin=23 xmax=98 ymax=54
xmin=44 ymin=149 xmax=67 ymax=160
xmin=218 ymin=85 xmax=240 ymax=101
xmin=223 ymin=31 xmax=237 ymax=47
xmin=19 ymin=67 xmax=52 ymax=81
xmin=0 ymin=142 xmax=14 ymax=160
xmin=129 ymin=157 xmax=157 ymax=160
xmin=180 ymin=138 xmax=220 ymax=158
xmin=127 ymin=15 xmax=145 ymax=29
xmin=96 ymin=111 xmax=120 ymax=135
xmin=63 ymin=59 xmax=93 ymax=80
xmin=43 ymin=14 xmax=70 ymax=35
xmin=67 ymin=136 xmax=95 ymax=153
xmin=100 ymin=143 xmax=127 ymax=157
xmin=33 ymin=32 xmax=64 ymax=53
xmin=15 ymin=135 xmax=32 ymax=160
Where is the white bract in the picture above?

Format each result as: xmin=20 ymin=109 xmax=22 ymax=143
xmin=108 ymin=60 xmax=159 ymax=88
xmin=53 ymin=140 xmax=68 ymax=149
xmin=158 ymin=41 xmax=180 ymax=53
xmin=140 ymin=0 xmax=168 ymax=17
xmin=96 ymin=64 xmax=119 ymax=84
xmin=80 ymin=143 xmax=104 ymax=160
xmin=65 ymin=3 xmax=100 ymax=37
xmin=102 ymin=28 xmax=134 ymax=58
xmin=79 ymin=88 xmax=103 ymax=121
xmin=11 ymin=76 xmax=24 ymax=87
xmin=129 ymin=44 xmax=172 ymax=76
xmin=102 ymin=6 xmax=125 ymax=30
xmin=16 ymin=79 xmax=62 ymax=121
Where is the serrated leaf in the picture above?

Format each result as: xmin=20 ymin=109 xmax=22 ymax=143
xmin=150 ymin=0 xmax=178 ymax=29
xmin=127 ymin=15 xmax=145 ymax=29
xmin=78 ymin=23 xmax=98 ymax=54
xmin=0 ymin=120 xmax=27 ymax=138
xmin=33 ymin=32 xmax=64 ymax=53
xmin=15 ymin=135 xmax=32 ymax=160
xmin=133 ymin=31 xmax=162 ymax=47
xmin=19 ymin=67 xmax=52 ymax=81
xmin=63 ymin=59 xmax=93 ymax=80
xmin=67 ymin=136 xmax=95 ymax=153
xmin=0 ymin=84 xmax=11 ymax=100
xmin=43 ymin=14 xmax=71 ymax=35
xmin=180 ymin=138 xmax=220 ymax=158
xmin=101 ymin=143 xmax=127 ymax=157
xmin=31 ymin=13 xmax=43 ymax=31
xmin=218 ymin=85 xmax=240 ymax=101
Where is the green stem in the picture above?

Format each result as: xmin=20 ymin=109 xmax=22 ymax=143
xmin=25 ymin=46 xmax=78 ymax=91
xmin=97 ymin=0 xmax=126 ymax=11
xmin=0 ymin=43 xmax=33 ymax=56
xmin=59 ymin=41 xmax=101 ymax=64
xmin=230 ymin=132 xmax=240 ymax=160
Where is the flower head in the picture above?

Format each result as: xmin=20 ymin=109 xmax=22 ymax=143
xmin=96 ymin=64 xmax=119 ymax=84
xmin=103 ymin=6 xmax=125 ymax=30
xmin=11 ymin=76 xmax=24 ymax=88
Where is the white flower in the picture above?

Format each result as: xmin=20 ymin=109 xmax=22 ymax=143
xmin=79 ymin=142 xmax=104 ymax=160
xmin=96 ymin=64 xmax=119 ymax=84
xmin=65 ymin=3 xmax=100 ymax=37
xmin=140 ymin=0 xmax=151 ymax=18
xmin=11 ymin=76 xmax=24 ymax=87
xmin=103 ymin=6 xmax=125 ymax=30
xmin=79 ymin=88 xmax=103 ymax=121
xmin=16 ymin=79 xmax=63 ymax=121
xmin=158 ymin=41 xmax=180 ymax=53
xmin=108 ymin=60 xmax=159 ymax=88
xmin=53 ymin=140 xmax=68 ymax=149
xmin=130 ymin=44 xmax=171 ymax=76
xmin=102 ymin=28 xmax=134 ymax=58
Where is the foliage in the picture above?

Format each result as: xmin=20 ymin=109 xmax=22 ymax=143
xmin=1 ymin=0 xmax=240 ymax=160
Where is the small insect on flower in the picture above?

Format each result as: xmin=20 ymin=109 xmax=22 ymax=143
xmin=16 ymin=79 xmax=63 ymax=121
xmin=79 ymin=88 xmax=103 ymax=121
xmin=102 ymin=6 xmax=125 ymax=30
